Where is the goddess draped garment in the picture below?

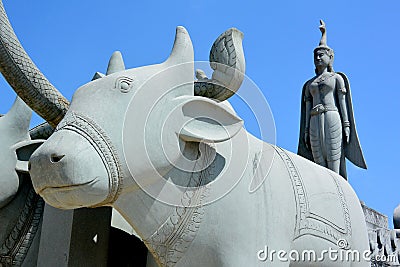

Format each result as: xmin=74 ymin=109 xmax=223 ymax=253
xmin=297 ymin=72 xmax=367 ymax=179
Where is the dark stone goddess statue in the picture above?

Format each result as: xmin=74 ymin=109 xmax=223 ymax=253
xmin=298 ymin=20 xmax=367 ymax=179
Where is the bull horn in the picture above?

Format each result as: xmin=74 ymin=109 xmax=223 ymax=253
xmin=194 ymin=28 xmax=245 ymax=101
xmin=165 ymin=26 xmax=194 ymax=65
xmin=106 ymin=51 xmax=125 ymax=75
xmin=0 ymin=1 xmax=69 ymax=128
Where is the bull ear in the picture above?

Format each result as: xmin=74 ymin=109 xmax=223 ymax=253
xmin=178 ymin=98 xmax=243 ymax=143
xmin=92 ymin=72 xmax=105 ymax=81
xmin=13 ymin=140 xmax=45 ymax=173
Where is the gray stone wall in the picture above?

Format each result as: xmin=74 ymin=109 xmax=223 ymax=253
xmin=361 ymin=202 xmax=400 ymax=266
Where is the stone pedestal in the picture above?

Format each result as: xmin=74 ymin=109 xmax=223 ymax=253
xmin=37 ymin=204 xmax=111 ymax=267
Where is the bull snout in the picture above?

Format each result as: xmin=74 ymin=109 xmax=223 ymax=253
xmin=29 ymin=130 xmax=110 ymax=209
xmin=29 ymin=142 xmax=71 ymax=194
xmin=50 ymin=153 xmax=65 ymax=163
xmin=28 ymin=152 xmax=65 ymax=170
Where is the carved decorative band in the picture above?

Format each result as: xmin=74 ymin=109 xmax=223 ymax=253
xmin=273 ymin=146 xmax=308 ymax=235
xmin=0 ymin=186 xmax=44 ymax=266
xmin=55 ymin=112 xmax=123 ymax=206
xmin=273 ymin=146 xmax=351 ymax=246
xmin=143 ymin=146 xmax=214 ymax=267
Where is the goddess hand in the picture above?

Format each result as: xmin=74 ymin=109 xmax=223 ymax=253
xmin=304 ymin=130 xmax=310 ymax=149
xmin=344 ymin=126 xmax=350 ymax=143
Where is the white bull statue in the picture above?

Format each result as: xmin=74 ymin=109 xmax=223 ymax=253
xmin=23 ymin=26 xmax=369 ymax=266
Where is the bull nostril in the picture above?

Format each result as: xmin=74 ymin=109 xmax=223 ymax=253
xmin=28 ymin=162 xmax=31 ymax=171
xmin=50 ymin=154 xmax=65 ymax=163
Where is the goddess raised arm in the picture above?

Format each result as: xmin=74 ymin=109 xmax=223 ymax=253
xmin=298 ymin=20 xmax=367 ymax=179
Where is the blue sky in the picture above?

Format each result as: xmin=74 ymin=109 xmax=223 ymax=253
xmin=1 ymin=1 xmax=399 ymax=227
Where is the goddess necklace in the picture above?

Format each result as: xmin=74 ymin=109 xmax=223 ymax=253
xmin=314 ymin=72 xmax=335 ymax=84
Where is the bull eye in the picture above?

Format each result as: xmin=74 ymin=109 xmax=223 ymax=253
xmin=120 ymin=81 xmax=130 ymax=91
xmin=115 ymin=76 xmax=135 ymax=93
